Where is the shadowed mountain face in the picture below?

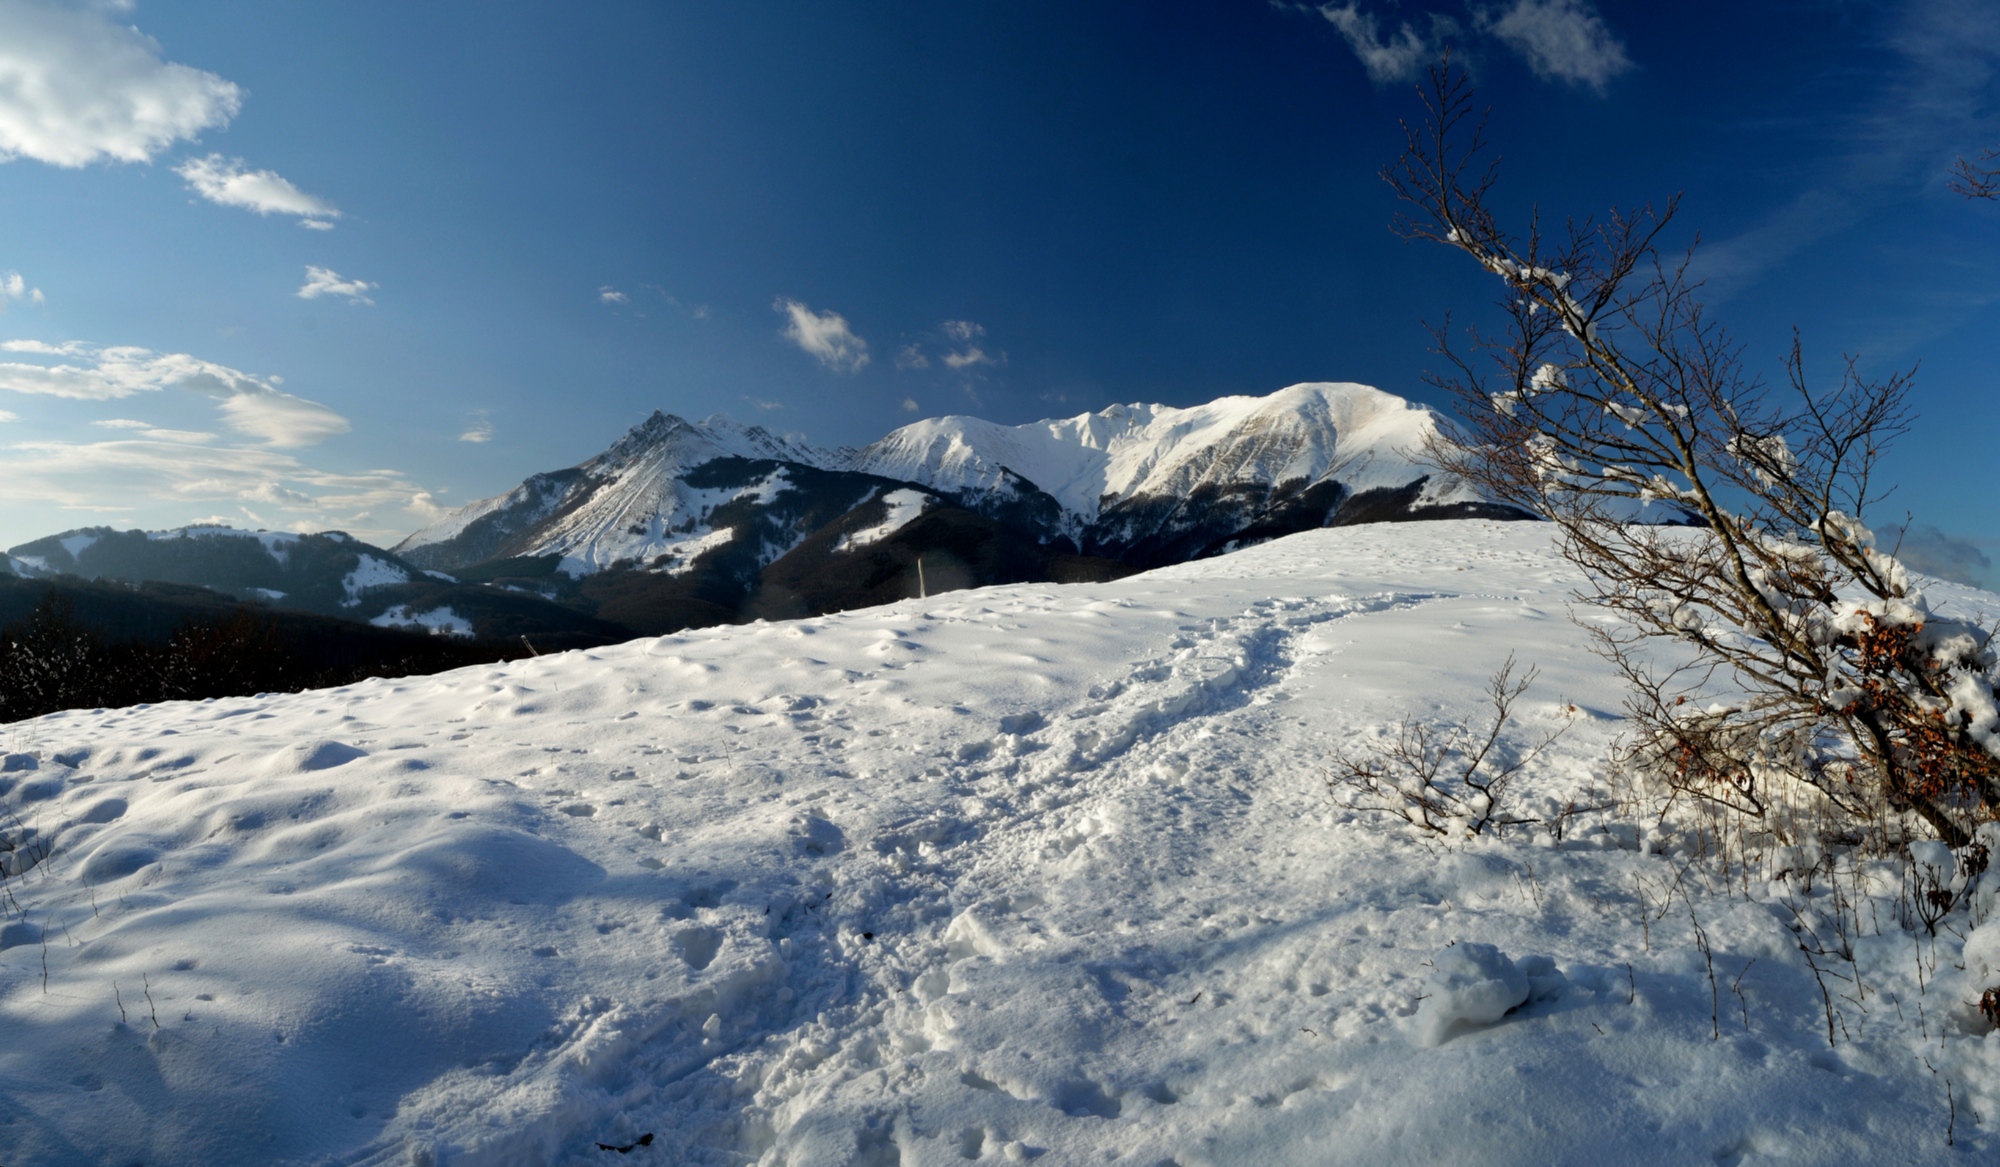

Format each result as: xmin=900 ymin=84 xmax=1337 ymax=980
xmin=3 ymin=527 xmax=627 ymax=650
xmin=8 ymin=384 xmax=1539 ymax=653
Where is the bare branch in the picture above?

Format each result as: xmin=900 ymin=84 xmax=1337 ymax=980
xmin=1949 ymin=146 xmax=2000 ymax=201
xmin=1396 ymin=60 xmax=1998 ymax=848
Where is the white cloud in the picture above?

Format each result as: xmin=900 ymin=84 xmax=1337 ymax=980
xmin=599 ymin=286 xmax=628 ymax=304
xmin=1477 ymin=0 xmax=1631 ymax=91
xmin=900 ymin=397 xmax=920 ymax=413
xmin=741 ymin=395 xmax=783 ymax=412
xmin=141 ymin=427 xmax=216 ymax=443
xmin=0 ymin=432 xmax=433 ymax=544
xmin=1318 ymin=3 xmax=1433 ymax=83
xmin=296 ymin=266 xmax=376 ymax=303
xmin=0 ymin=409 xmax=15 ymax=423
xmin=0 ymin=0 xmax=241 ymax=167
xmin=92 ymin=417 xmax=150 ymax=429
xmin=458 ymin=410 xmax=493 ymax=443
xmin=0 ymin=339 xmax=349 ymax=446
xmin=938 ymin=320 xmax=999 ymax=369
xmin=406 ymin=491 xmax=449 ymax=521
xmin=775 ymin=297 xmax=869 ymax=373
xmin=0 ymin=270 xmax=44 ymax=306
xmin=176 ymin=154 xmax=339 ymax=227
xmin=901 ymin=321 xmax=1001 ymax=371
xmin=213 ymin=390 xmax=349 ymax=446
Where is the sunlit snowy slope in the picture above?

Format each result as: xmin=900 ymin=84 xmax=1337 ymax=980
xmin=3 ymin=521 xmax=1997 ymax=1166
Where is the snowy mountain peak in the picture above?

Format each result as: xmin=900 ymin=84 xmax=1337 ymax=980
xmin=590 ymin=410 xmax=823 ymax=474
xmin=845 ymin=381 xmax=1476 ymax=531
xmin=396 ymin=410 xmax=839 ymax=575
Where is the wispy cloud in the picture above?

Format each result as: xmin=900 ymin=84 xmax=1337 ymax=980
xmin=1311 ymin=1 xmax=1628 ymax=91
xmin=1696 ymin=0 xmax=2000 ymax=305
xmin=0 ymin=409 xmax=16 ymax=424
xmin=177 ymin=154 xmax=339 ymax=228
xmin=458 ymin=410 xmax=493 ymax=443
xmin=296 ymin=266 xmax=376 ymax=303
xmin=899 ymin=320 xmax=1004 ymax=372
xmin=741 ymin=395 xmax=783 ymax=412
xmin=0 ymin=0 xmax=241 ymax=167
xmin=1317 ymin=3 xmax=1435 ymax=83
xmin=0 ymin=339 xmax=349 ymax=446
xmin=775 ymin=297 xmax=870 ymax=373
xmin=0 ymin=431 xmax=433 ymax=545
xmin=900 ymin=397 xmax=920 ymax=412
xmin=1475 ymin=0 xmax=1631 ymax=92
xmin=599 ymin=286 xmax=629 ymax=304
xmin=93 ymin=416 xmax=215 ymax=443
xmin=1884 ymin=521 xmax=1997 ymax=589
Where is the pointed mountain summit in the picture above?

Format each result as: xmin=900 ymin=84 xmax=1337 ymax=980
xmin=395 ymin=411 xmax=827 ymax=575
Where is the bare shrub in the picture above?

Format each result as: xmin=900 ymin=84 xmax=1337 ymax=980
xmin=1329 ymin=655 xmax=1574 ymax=837
xmin=1388 ymin=63 xmax=2000 ymax=850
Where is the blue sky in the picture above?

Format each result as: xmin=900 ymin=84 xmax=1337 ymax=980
xmin=1 ymin=1 xmax=1997 ymax=571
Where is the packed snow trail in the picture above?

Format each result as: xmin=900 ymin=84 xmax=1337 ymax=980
xmin=0 ymin=521 xmax=1994 ymax=1165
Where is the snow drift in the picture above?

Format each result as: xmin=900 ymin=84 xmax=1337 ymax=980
xmin=1 ymin=520 xmax=1995 ymax=1165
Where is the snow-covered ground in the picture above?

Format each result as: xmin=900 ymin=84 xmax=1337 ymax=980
xmin=369 ymin=605 xmax=478 ymax=639
xmin=2 ymin=521 xmax=1996 ymax=1166
xmin=836 ymin=490 xmax=935 ymax=553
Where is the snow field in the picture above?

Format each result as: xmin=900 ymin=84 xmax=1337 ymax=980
xmin=835 ymin=490 xmax=934 ymax=553
xmin=370 ymin=605 xmax=477 ymax=638
xmin=0 ymin=520 xmax=1996 ymax=1165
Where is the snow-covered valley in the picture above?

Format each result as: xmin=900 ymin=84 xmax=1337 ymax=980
xmin=3 ymin=521 xmax=1997 ymax=1165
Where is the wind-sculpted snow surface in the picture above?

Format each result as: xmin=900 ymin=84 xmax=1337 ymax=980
xmin=1 ymin=521 xmax=1995 ymax=1165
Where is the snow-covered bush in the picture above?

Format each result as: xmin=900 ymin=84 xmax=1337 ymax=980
xmin=1392 ymin=64 xmax=2000 ymax=850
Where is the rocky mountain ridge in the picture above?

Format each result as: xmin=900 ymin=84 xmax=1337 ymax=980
xmin=7 ymin=383 xmax=1532 ymax=646
xmin=398 ymin=381 xmax=1522 ymax=576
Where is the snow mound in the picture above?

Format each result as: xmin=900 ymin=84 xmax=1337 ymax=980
xmin=264 ymin=739 xmax=367 ymax=773
xmin=1412 ymin=942 xmax=1530 ymax=1046
xmin=1966 ymin=922 xmax=2000 ymax=989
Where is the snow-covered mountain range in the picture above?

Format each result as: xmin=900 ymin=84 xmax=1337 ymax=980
xmin=5 ymin=384 xmax=1527 ymax=646
xmin=396 ymin=382 xmax=1522 ymax=578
